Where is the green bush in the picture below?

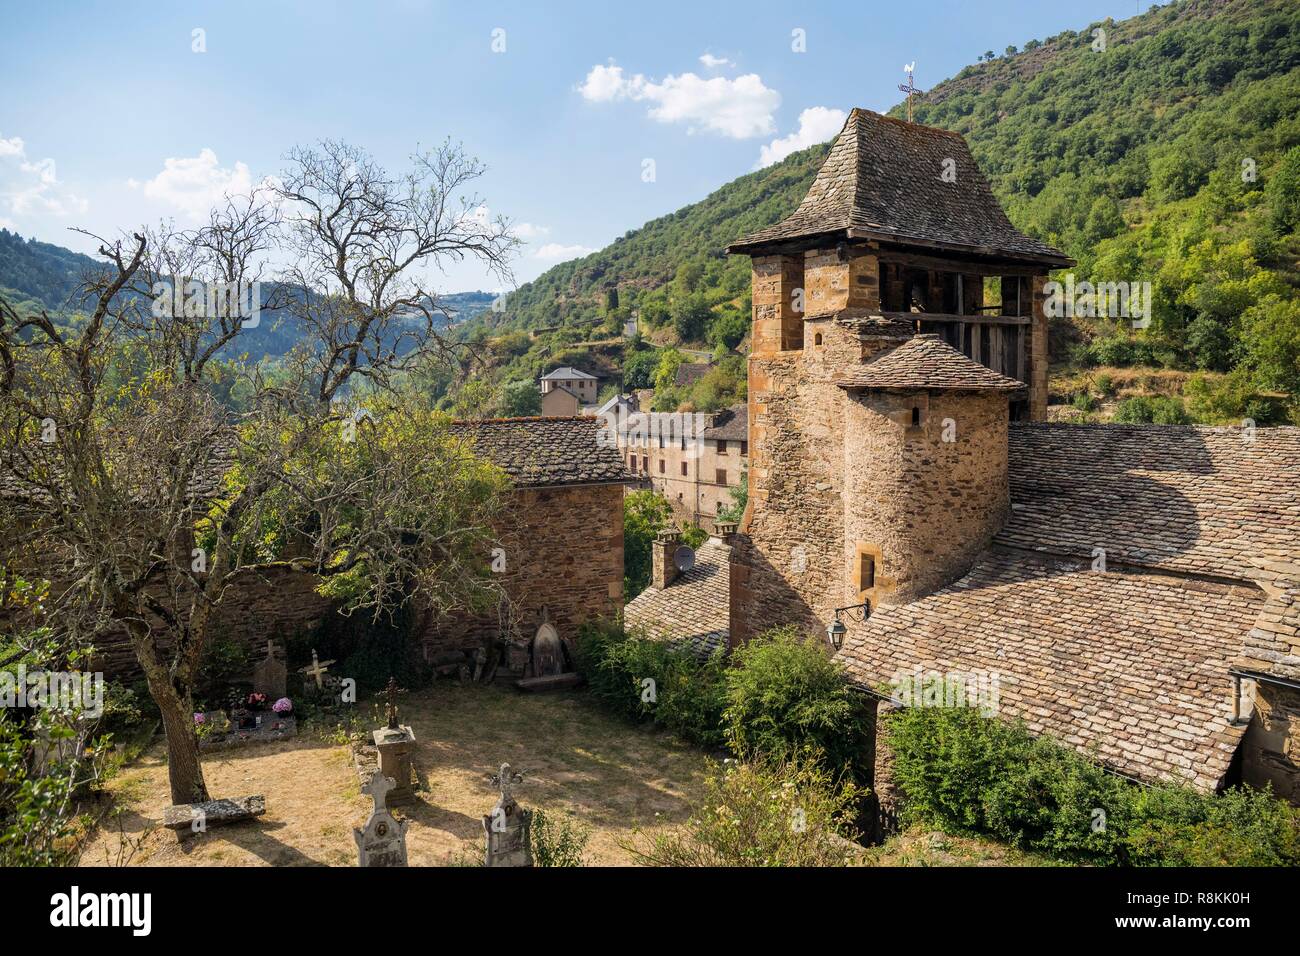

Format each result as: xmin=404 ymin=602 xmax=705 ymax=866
xmin=573 ymin=617 xmax=728 ymax=748
xmin=724 ymin=627 xmax=874 ymax=784
xmin=630 ymin=754 xmax=863 ymax=867
xmin=531 ymin=808 xmax=591 ymax=867
xmin=1113 ymin=395 xmax=1190 ymax=424
xmin=889 ymin=703 xmax=1300 ymax=866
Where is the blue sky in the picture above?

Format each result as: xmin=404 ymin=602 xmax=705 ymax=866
xmin=1 ymin=0 xmax=1150 ymax=292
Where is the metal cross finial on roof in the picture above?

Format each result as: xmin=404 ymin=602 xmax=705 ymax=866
xmin=898 ymin=62 xmax=925 ymax=123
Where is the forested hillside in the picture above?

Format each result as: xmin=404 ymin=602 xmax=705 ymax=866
xmin=464 ymin=0 xmax=1300 ymax=423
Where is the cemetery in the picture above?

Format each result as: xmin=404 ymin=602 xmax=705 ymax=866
xmin=78 ymin=677 xmax=713 ymax=867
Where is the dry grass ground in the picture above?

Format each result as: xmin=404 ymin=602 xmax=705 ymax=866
xmin=78 ymin=682 xmax=712 ymax=867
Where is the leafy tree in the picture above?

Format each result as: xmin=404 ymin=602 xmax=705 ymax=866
xmin=498 ymin=378 xmax=541 ymax=417
xmin=623 ymin=490 xmax=673 ymax=598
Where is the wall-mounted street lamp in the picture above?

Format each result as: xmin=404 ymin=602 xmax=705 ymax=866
xmin=825 ymin=602 xmax=870 ymax=650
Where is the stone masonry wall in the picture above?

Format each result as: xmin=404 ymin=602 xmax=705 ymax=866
xmin=423 ymin=482 xmax=624 ymax=673
xmin=842 ymin=389 xmax=1010 ymax=606
xmin=1241 ymin=682 xmax=1300 ymax=803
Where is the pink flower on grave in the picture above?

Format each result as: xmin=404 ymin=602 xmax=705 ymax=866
xmin=193 ymin=712 xmax=206 ymax=724
xmin=273 ymin=697 xmax=293 ymax=714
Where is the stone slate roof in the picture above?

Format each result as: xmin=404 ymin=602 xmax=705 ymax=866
xmin=834 ymin=334 xmax=1025 ymax=391
xmin=1002 ymin=423 xmax=1300 ymax=588
xmin=1236 ymin=588 xmax=1300 ymax=683
xmin=674 ymin=362 xmax=713 ymax=388
xmin=541 ymin=367 xmax=597 ymax=381
xmin=451 ymin=417 xmax=635 ymax=488
xmin=702 ymin=404 xmax=748 ymax=442
xmin=836 ymin=547 xmax=1261 ymax=790
xmin=625 ymin=538 xmax=731 ymax=660
xmin=728 ymin=108 xmax=1072 ymax=267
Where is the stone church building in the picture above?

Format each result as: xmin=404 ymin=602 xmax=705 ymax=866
xmin=631 ymin=107 xmax=1300 ymax=804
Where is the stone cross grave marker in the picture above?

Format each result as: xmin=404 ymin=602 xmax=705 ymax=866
xmin=252 ymin=639 xmax=287 ymax=701
xmin=483 ymin=762 xmax=533 ymax=867
xmin=299 ymin=648 xmax=336 ymax=694
xmin=354 ymin=774 xmax=408 ymax=867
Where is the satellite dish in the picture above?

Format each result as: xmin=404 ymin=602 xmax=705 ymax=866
xmin=674 ymin=545 xmax=696 ymax=573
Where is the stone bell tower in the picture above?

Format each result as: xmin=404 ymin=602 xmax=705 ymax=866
xmin=725 ymin=108 xmax=1072 ymax=646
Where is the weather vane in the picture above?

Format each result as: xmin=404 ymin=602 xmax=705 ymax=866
xmin=898 ymin=62 xmax=925 ymax=123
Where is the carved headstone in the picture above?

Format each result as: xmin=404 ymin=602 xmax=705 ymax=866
xmin=483 ymin=762 xmax=533 ymax=867
xmin=354 ymin=775 xmax=408 ymax=867
xmin=531 ymin=622 xmax=564 ymax=678
xmin=298 ymin=648 xmax=335 ymax=695
xmin=252 ymin=640 xmax=287 ymax=701
xmin=373 ymin=683 xmax=416 ymax=807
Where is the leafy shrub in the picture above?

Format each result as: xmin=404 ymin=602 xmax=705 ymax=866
xmin=532 ymin=808 xmax=592 ymax=867
xmin=195 ymin=635 xmax=250 ymax=709
xmin=889 ymin=702 xmax=1300 ymax=866
xmin=574 ymin=617 xmax=728 ymax=748
xmin=1071 ymin=391 xmax=1098 ymax=412
xmin=724 ymin=627 xmax=874 ymax=784
xmin=1113 ymin=395 xmax=1190 ymax=424
xmin=630 ymin=754 xmax=863 ymax=866
xmin=1093 ymin=373 xmax=1116 ymax=397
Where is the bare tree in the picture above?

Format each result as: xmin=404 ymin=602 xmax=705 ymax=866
xmin=0 ymin=141 xmax=516 ymax=805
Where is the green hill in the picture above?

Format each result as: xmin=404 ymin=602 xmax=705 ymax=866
xmin=471 ymin=0 xmax=1300 ymax=422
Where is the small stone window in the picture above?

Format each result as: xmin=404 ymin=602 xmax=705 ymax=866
xmin=717 ymin=440 xmax=728 ymax=455
xmin=716 ymin=468 xmax=728 ymax=485
xmin=659 ymin=459 xmax=666 ymax=474
xmin=814 ymin=332 xmax=823 ymax=346
xmin=641 ymin=455 xmax=648 ymax=472
xmin=680 ymin=461 xmax=688 ymax=476
xmin=740 ymin=441 xmax=748 ymax=455
xmin=860 ymin=554 xmax=876 ymax=590
xmin=911 ymin=406 xmax=921 ymax=427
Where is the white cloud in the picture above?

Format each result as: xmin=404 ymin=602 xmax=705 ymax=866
xmin=0 ymin=133 xmax=87 ymax=218
xmin=699 ymin=53 xmax=734 ymax=69
xmin=512 ymin=222 xmax=550 ymax=241
xmin=535 ymin=242 xmax=597 ymax=261
xmin=757 ymin=106 xmax=847 ymax=168
xmin=577 ymin=60 xmax=780 ymax=139
xmin=129 ymin=148 xmax=253 ymax=220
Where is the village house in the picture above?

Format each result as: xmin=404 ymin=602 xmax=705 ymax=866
xmin=629 ymin=107 xmax=1300 ymax=806
xmin=613 ymin=403 xmax=748 ymax=532
xmin=540 ymin=366 xmax=600 ymax=406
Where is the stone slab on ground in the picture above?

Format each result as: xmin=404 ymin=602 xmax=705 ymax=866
xmin=514 ymin=673 xmax=584 ymax=693
xmin=162 ymin=795 xmax=266 ymax=831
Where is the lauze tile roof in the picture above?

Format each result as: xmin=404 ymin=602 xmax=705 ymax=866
xmin=835 ymin=334 xmax=1025 ymax=392
xmin=451 ymin=416 xmax=636 ymax=488
xmin=837 ymin=422 xmax=1300 ymax=791
xmin=728 ymin=108 xmax=1072 ymax=267
xmin=837 ymin=547 xmax=1261 ymax=790
xmin=625 ymin=538 xmax=731 ymax=659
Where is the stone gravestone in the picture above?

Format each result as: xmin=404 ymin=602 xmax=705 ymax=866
xmin=353 ymin=774 xmax=408 ymax=867
xmin=298 ymin=648 xmax=336 ymax=698
xmin=252 ymin=640 xmax=287 ymax=702
xmin=482 ymin=762 xmax=533 ymax=867
xmin=372 ymin=677 xmax=416 ymax=806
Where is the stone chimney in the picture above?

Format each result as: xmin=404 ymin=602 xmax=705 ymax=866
xmin=712 ymin=520 xmax=738 ymax=545
xmin=651 ymin=528 xmax=681 ymax=590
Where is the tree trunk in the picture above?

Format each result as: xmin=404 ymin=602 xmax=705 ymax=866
xmin=150 ymin=674 xmax=210 ymax=806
